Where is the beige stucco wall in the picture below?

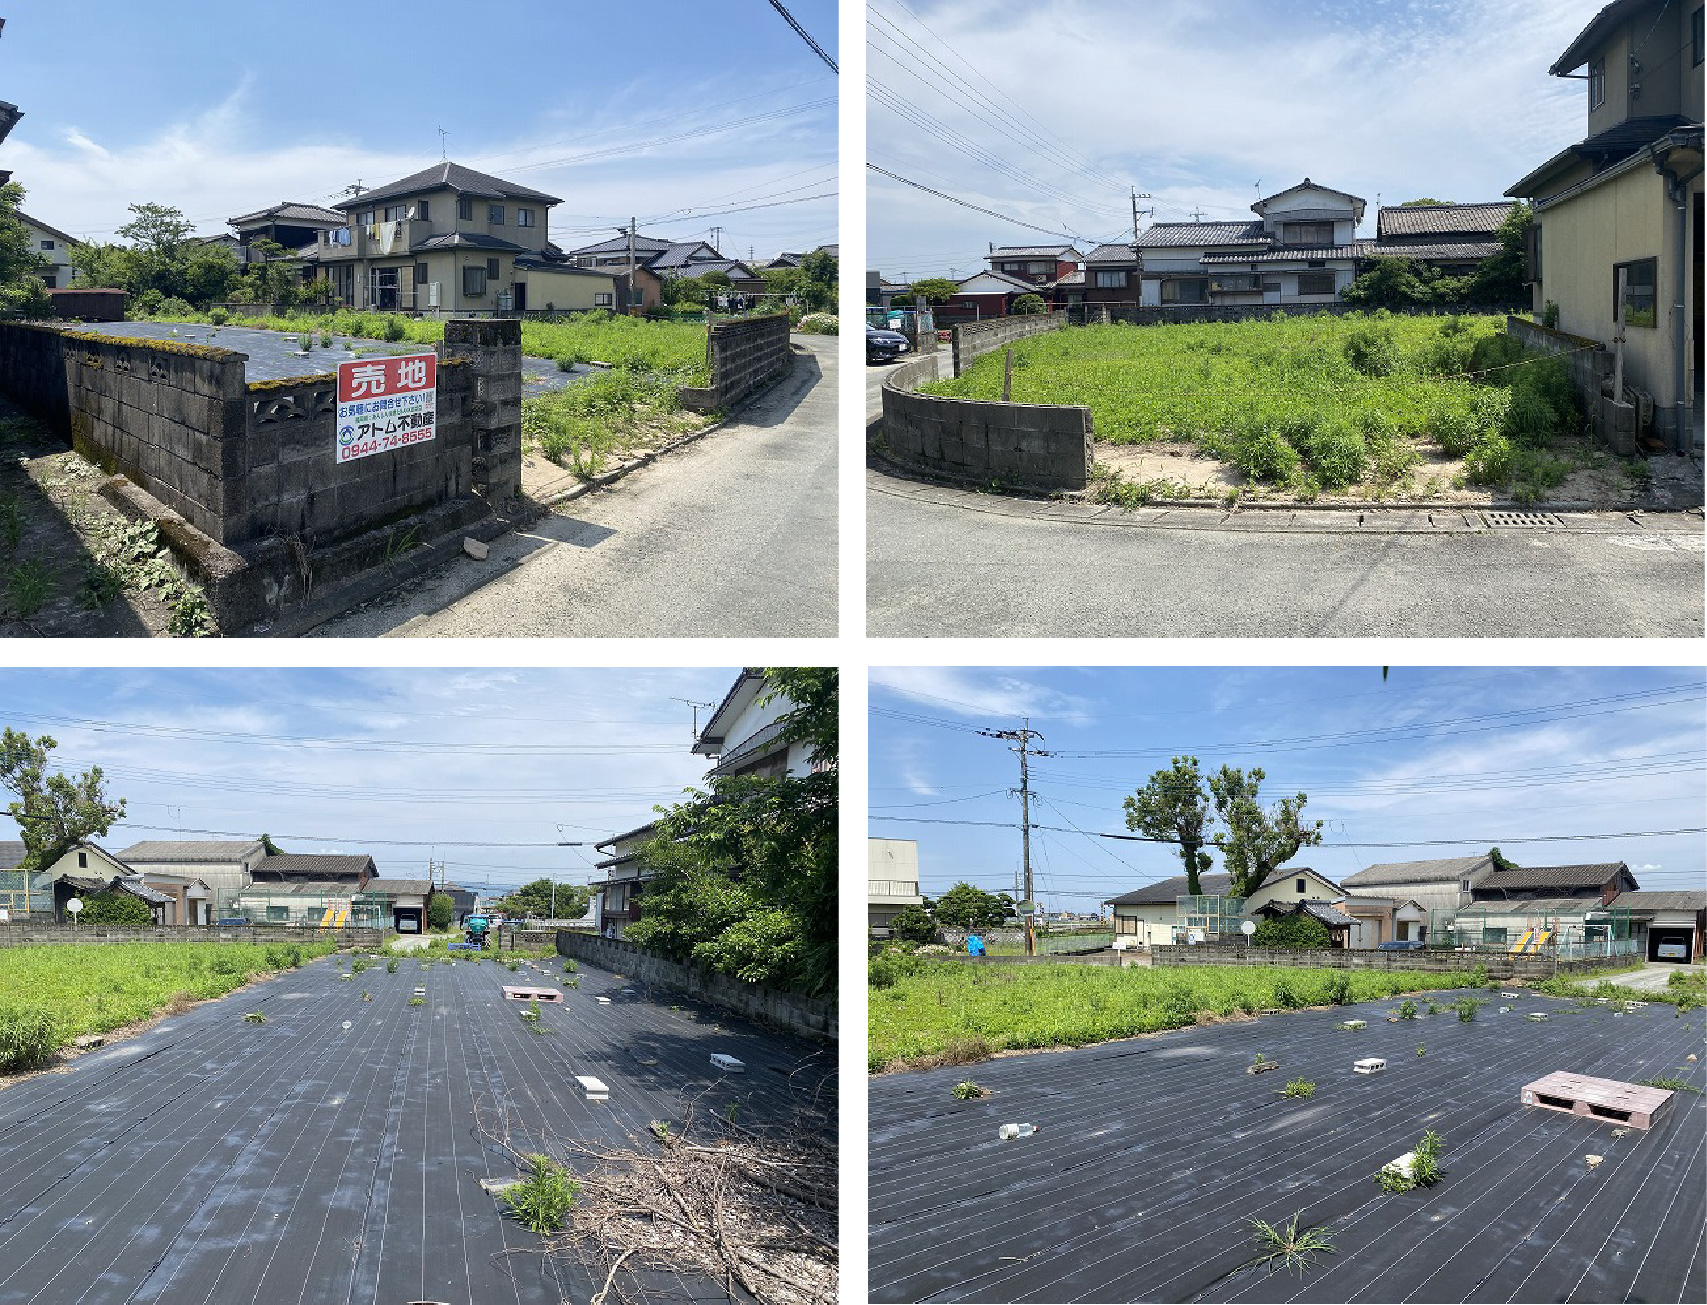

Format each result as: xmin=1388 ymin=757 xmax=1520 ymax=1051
xmin=518 ymin=267 xmax=616 ymax=313
xmin=1537 ymin=165 xmax=1681 ymax=410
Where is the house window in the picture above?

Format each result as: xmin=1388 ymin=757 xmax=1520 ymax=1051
xmin=1524 ymin=223 xmax=1543 ymax=283
xmin=458 ymin=197 xmax=474 ymax=221
xmin=78 ymin=852 xmax=87 ymax=868
xmin=414 ymin=262 xmax=429 ymax=288
xmin=1297 ymin=270 xmax=1336 ymax=296
xmin=1094 ymin=269 xmax=1128 ymax=288
xmin=1161 ymin=277 xmax=1208 ymax=304
xmin=41 ymin=272 xmax=55 ymax=287
xmin=1461 ymin=879 xmax=1472 ymax=892
xmin=486 ymin=257 xmax=501 ymax=280
xmin=358 ymin=211 xmax=374 ymax=227
xmin=39 ymin=239 xmax=53 ymax=250
xmin=383 ymin=204 xmax=407 ymax=221
xmin=267 ymin=905 xmax=288 ymax=922
xmin=1694 ymin=7 xmax=1704 ymax=65
xmin=463 ymin=265 xmax=487 ymax=297
xmin=1295 ymin=878 xmax=1306 ymax=894
xmin=1615 ymin=257 xmax=1657 ymax=327
xmin=1589 ymin=57 xmax=1605 ymax=108
xmin=416 ymin=200 xmax=429 ymax=221
xmin=1284 ymin=221 xmax=1334 ymax=246
xmin=1483 ymin=927 xmax=1508 ymax=945
xmin=489 ymin=204 xmax=505 ymax=225
xmin=594 ymin=291 xmax=614 ymax=306
xmin=516 ymin=208 xmax=535 ymax=228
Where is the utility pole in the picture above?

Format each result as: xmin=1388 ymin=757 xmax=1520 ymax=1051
xmin=980 ymin=720 xmax=1050 ymax=955
xmin=1130 ymin=187 xmax=1152 ymax=315
xmin=710 ymin=225 xmax=723 ymax=255
xmin=626 ymin=219 xmax=637 ymax=316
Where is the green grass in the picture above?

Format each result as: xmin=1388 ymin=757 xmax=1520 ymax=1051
xmin=868 ymin=960 xmax=1497 ymax=1072
xmin=0 ymin=941 xmax=337 ymax=1066
xmin=923 ymin=313 xmax=1585 ymax=497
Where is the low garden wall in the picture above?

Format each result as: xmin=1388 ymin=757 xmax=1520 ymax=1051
xmin=879 ymin=354 xmax=1093 ymax=492
xmin=0 ymin=318 xmax=523 ymax=632
xmin=555 ymin=930 xmax=835 ymax=1041
xmin=1506 ymin=316 xmax=1627 ymax=453
xmin=951 ymin=312 xmax=1067 ymax=376
xmin=679 ymin=314 xmax=792 ymax=413
xmin=1151 ymin=945 xmax=1626 ymax=980
xmin=0 ymin=922 xmax=386 ymax=947
xmin=1073 ymin=302 xmax=1523 ymax=328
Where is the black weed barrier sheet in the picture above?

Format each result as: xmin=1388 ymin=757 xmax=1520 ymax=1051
xmin=0 ymin=954 xmax=831 ymax=1304
xmin=869 ymin=988 xmax=1705 ymax=1303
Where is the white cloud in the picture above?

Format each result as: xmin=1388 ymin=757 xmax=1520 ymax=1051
xmin=872 ymin=666 xmax=1095 ymax=726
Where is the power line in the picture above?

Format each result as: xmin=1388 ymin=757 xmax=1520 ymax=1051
xmin=767 ymin=0 xmax=838 ymax=73
xmin=867 ymin=163 xmax=1100 ymax=244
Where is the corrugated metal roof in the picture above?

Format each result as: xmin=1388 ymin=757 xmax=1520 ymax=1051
xmin=364 ymin=878 xmax=434 ymax=897
xmin=1611 ymin=890 xmax=1707 ymax=911
xmin=250 ymin=854 xmax=374 ymax=881
xmin=120 ymin=840 xmax=264 ymax=862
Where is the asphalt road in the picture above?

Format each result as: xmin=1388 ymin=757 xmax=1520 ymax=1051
xmin=867 ymin=473 xmax=1706 ymax=638
xmin=316 ymin=336 xmax=837 ymax=637
xmin=0 ymin=952 xmax=831 ymax=1305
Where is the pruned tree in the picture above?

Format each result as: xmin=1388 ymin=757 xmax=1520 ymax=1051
xmin=1124 ymin=756 xmax=1214 ymax=896
xmin=907 ymin=277 xmax=959 ymax=305
xmin=77 ymin=889 xmax=153 ymax=926
xmin=492 ymin=878 xmax=591 ymax=921
xmin=932 ymin=882 xmax=1011 ymax=930
xmin=426 ymin=892 xmax=454 ymax=931
xmin=888 ymin=902 xmax=935 ymax=943
xmin=0 ymin=729 xmax=126 ymax=871
xmin=1208 ymin=765 xmax=1323 ymax=899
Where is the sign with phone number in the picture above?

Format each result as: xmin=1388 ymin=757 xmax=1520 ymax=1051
xmin=335 ymin=353 xmax=437 ymax=464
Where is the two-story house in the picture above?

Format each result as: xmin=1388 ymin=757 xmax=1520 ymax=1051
xmin=1505 ymin=0 xmax=1703 ymax=453
xmin=226 ymin=201 xmax=347 ymax=263
xmin=1144 ymin=180 xmax=1365 ymax=307
xmin=564 ymin=233 xmax=764 ymax=311
xmin=1104 ymin=866 xmax=1345 ymax=947
xmin=304 ymin=161 xmax=617 ymax=315
xmin=986 ymin=244 xmax=1083 ymax=288
xmin=14 ymin=211 xmax=78 ymax=287
xmin=868 ymin=837 xmax=924 ymax=934
xmin=1362 ymin=201 xmax=1519 ymax=278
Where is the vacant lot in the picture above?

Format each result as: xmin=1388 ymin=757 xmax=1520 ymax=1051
xmin=0 ymin=940 xmax=338 ymax=1069
xmin=870 ymin=990 xmax=1705 ymax=1303
xmin=0 ymin=950 xmax=834 ymax=1304
xmin=867 ymin=959 xmax=1563 ymax=1071
xmin=925 ymin=315 xmax=1635 ymax=504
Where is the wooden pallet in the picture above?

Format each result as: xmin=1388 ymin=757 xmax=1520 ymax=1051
xmin=502 ymin=985 xmax=563 ymax=1004
xmin=1521 ymin=1071 xmax=1674 ymax=1130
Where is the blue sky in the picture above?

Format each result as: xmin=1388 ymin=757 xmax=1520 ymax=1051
xmin=0 ymin=667 xmax=743 ymax=896
xmin=870 ymin=667 xmax=1707 ymax=910
xmin=0 ymin=1 xmax=836 ymax=259
xmin=867 ymin=0 xmax=1610 ymax=279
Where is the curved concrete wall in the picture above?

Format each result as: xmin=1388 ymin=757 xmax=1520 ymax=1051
xmin=879 ymin=356 xmax=1093 ymax=492
xmin=951 ymin=311 xmax=1067 ymax=375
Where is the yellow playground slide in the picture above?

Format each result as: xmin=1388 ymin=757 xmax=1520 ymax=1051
xmin=1510 ymin=929 xmax=1533 ymax=954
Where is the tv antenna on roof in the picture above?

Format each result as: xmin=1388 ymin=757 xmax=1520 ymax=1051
xmin=670 ymin=697 xmax=713 ymax=738
xmin=438 ymin=127 xmax=449 ymax=160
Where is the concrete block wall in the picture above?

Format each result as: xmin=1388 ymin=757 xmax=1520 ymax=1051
xmin=880 ymin=367 xmax=1093 ymax=492
xmin=0 ymin=922 xmax=386 ymax=948
xmin=951 ymin=312 xmax=1067 ymax=376
xmin=556 ymin=929 xmax=836 ymax=1040
xmin=242 ymin=361 xmax=477 ymax=546
xmin=1079 ymin=302 xmax=1522 ymax=329
xmin=680 ymin=314 xmax=792 ymax=413
xmin=1507 ymin=316 xmax=1622 ymax=450
xmin=441 ymin=318 xmax=523 ymax=503
xmin=1150 ymin=944 xmax=1623 ymax=980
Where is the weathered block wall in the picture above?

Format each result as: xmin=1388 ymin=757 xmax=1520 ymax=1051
xmin=951 ymin=312 xmax=1067 ymax=376
xmin=880 ymin=363 xmax=1093 ymax=492
xmin=680 ymin=314 xmax=792 ymax=413
xmin=1078 ymin=302 xmax=1522 ymax=329
xmin=1506 ymin=315 xmax=1625 ymax=451
xmin=243 ymin=361 xmax=477 ymax=544
xmin=0 ymin=323 xmax=251 ymax=541
xmin=555 ymin=930 xmax=835 ymax=1040
xmin=441 ymin=318 xmax=523 ymax=503
xmin=1150 ymin=945 xmax=1627 ymax=980
xmin=0 ymin=922 xmax=385 ymax=948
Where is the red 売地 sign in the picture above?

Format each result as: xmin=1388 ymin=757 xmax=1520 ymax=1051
xmin=335 ymin=352 xmax=438 ymax=463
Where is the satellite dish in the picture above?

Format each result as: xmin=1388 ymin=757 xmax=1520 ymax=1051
xmin=67 ymin=897 xmax=84 ymax=922
xmin=1240 ymin=920 xmax=1257 ymax=937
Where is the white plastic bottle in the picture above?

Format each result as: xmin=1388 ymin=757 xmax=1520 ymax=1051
xmin=998 ymin=1122 xmax=1039 ymax=1140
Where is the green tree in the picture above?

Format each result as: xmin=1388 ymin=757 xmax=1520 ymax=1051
xmin=1399 ymin=198 xmax=1454 ymax=206
xmin=1488 ymin=846 xmax=1520 ymax=872
xmin=1250 ymin=911 xmax=1331 ymax=949
xmin=0 ymin=181 xmax=49 ymax=313
xmin=796 ymin=249 xmax=837 ymax=313
xmin=1467 ymin=202 xmax=1531 ymax=305
xmin=493 ymin=878 xmax=591 ymax=921
xmin=1208 ymin=766 xmax=1323 ymax=899
xmin=908 ymin=277 xmax=959 ymax=305
xmin=888 ymin=902 xmax=936 ymax=943
xmin=259 ymin=833 xmax=285 ymax=856
xmin=933 ymin=882 xmax=1012 ymax=930
xmin=1340 ymin=256 xmax=1440 ymax=309
xmin=426 ymin=891 xmax=454 ymax=931
xmin=0 ymin=729 xmax=126 ymax=871
xmin=69 ymin=241 xmax=136 ymax=292
xmin=77 ymin=890 xmax=153 ymax=926
xmin=1124 ymin=756 xmax=1214 ymax=896
xmin=625 ymin=669 xmax=837 ymax=995
xmin=1011 ymin=293 xmax=1046 ymax=315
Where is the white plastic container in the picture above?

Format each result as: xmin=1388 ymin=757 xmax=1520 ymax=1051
xmin=710 ymin=1053 xmax=746 ymax=1072
xmin=1354 ymin=1057 xmax=1386 ymax=1074
xmin=998 ymin=1122 xmax=1039 ymax=1140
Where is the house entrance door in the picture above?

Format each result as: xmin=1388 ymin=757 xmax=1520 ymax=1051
xmin=512 ymin=281 xmax=526 ymax=311
xmin=369 ymin=267 xmax=400 ymax=310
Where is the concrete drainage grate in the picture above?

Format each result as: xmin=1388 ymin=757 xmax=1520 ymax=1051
xmin=1484 ymin=510 xmax=1564 ymax=529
